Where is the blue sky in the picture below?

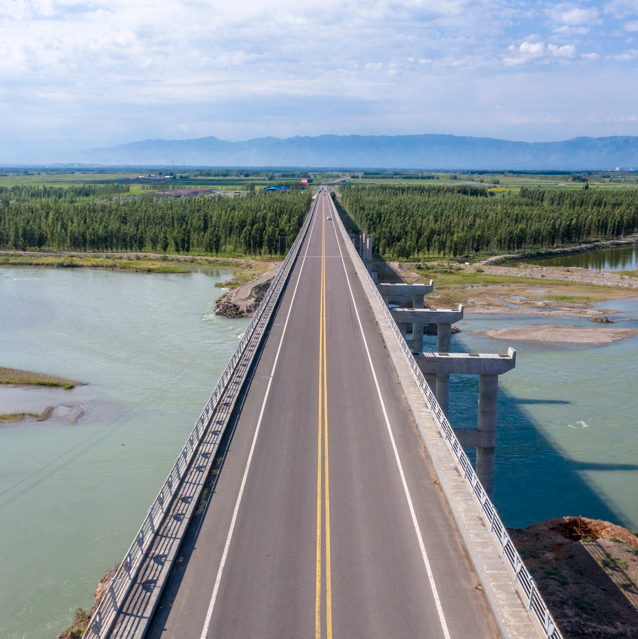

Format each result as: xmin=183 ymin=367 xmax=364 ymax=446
xmin=1 ymin=0 xmax=638 ymax=150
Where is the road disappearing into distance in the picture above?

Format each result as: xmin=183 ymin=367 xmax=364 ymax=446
xmin=144 ymin=188 xmax=498 ymax=639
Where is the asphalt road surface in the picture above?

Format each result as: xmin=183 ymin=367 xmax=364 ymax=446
xmin=146 ymin=188 xmax=499 ymax=639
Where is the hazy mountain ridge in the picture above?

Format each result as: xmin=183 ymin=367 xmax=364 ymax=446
xmin=6 ymin=134 xmax=638 ymax=169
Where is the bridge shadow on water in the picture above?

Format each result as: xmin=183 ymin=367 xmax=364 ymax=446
xmin=442 ymin=349 xmax=638 ymax=531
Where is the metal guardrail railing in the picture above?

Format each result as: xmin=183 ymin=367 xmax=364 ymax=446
xmin=330 ymin=195 xmax=563 ymax=639
xmin=84 ymin=196 xmax=318 ymax=639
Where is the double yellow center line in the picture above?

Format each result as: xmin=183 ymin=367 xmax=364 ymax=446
xmin=316 ymin=196 xmax=333 ymax=639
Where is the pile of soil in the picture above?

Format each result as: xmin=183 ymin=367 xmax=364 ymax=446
xmin=509 ymin=517 xmax=638 ymax=638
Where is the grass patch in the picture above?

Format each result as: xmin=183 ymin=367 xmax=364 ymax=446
xmin=0 ymin=255 xmax=189 ymax=273
xmin=544 ymin=294 xmax=596 ymax=302
xmin=0 ymin=367 xmax=82 ymax=389
xmin=0 ymin=378 xmax=75 ymax=389
xmin=602 ymin=552 xmax=628 ymax=570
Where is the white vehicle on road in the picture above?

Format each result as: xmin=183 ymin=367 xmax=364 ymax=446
xmin=327 ymin=215 xmax=333 ymax=220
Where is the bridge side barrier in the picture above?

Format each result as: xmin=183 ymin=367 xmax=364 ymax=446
xmin=84 ymin=196 xmax=318 ymax=639
xmin=329 ymin=195 xmax=562 ymax=639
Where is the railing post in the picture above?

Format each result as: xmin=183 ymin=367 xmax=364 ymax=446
xmin=108 ymin=577 xmax=118 ymax=610
xmin=90 ymin=610 xmax=103 ymax=638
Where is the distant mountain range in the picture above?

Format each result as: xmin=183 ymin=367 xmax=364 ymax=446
xmin=6 ymin=134 xmax=638 ymax=170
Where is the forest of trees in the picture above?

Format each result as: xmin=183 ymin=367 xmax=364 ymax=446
xmin=341 ymin=185 xmax=638 ymax=258
xmin=0 ymin=184 xmax=130 ymax=202
xmin=0 ymin=189 xmax=310 ymax=256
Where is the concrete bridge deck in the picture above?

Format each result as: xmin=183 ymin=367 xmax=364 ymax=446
xmin=132 ymin=189 xmax=499 ymax=639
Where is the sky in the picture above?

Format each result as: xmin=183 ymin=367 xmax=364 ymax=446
xmin=1 ymin=0 xmax=638 ymax=151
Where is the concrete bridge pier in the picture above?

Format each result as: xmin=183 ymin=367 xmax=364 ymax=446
xmin=436 ymin=322 xmax=452 ymax=415
xmin=413 ymin=348 xmax=516 ymax=498
xmin=389 ymin=304 xmax=463 ymax=372
xmin=476 ymin=374 xmax=499 ymax=497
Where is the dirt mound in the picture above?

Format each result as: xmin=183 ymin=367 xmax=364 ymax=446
xmin=509 ymin=517 xmax=638 ymax=638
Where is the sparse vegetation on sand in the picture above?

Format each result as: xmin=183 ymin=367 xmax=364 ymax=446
xmin=0 ymin=367 xmax=84 ymax=390
xmin=0 ymin=412 xmax=39 ymax=423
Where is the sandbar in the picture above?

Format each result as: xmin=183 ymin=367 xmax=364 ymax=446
xmin=0 ymin=367 xmax=85 ymax=389
xmin=486 ymin=325 xmax=638 ymax=344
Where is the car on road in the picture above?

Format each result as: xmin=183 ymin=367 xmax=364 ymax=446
xmin=327 ymin=215 xmax=332 ymax=220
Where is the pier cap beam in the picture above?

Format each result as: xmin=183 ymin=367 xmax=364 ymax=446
xmin=378 ymin=282 xmax=434 ymax=306
xmin=390 ymin=304 xmax=464 ymax=325
xmin=414 ymin=348 xmax=516 ymax=376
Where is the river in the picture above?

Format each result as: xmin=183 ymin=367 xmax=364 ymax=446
xmin=1 ymin=267 xmax=638 ymax=638
xmin=0 ymin=266 xmax=248 ymax=639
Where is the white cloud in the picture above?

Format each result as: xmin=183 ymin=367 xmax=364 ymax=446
xmin=604 ymin=0 xmax=638 ymax=18
xmin=610 ymin=48 xmax=638 ymax=58
xmin=504 ymin=41 xmax=576 ymax=65
xmin=625 ymin=20 xmax=638 ymax=29
xmin=548 ymin=5 xmax=600 ymax=25
xmin=554 ymin=25 xmax=591 ymax=34
xmin=0 ymin=0 xmax=637 ymax=144
xmin=548 ymin=43 xmax=577 ymax=56
xmin=587 ymin=111 xmax=638 ymax=121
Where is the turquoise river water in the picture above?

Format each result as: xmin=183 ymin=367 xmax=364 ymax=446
xmin=1 ymin=266 xmax=638 ymax=638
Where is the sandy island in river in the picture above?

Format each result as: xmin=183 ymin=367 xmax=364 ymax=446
xmin=0 ymin=367 xmax=85 ymax=389
xmin=486 ymin=325 xmax=638 ymax=344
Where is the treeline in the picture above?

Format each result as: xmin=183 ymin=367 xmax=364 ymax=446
xmin=0 ymin=191 xmax=310 ymax=256
xmin=341 ymin=185 xmax=638 ymax=258
xmin=0 ymin=184 xmax=130 ymax=203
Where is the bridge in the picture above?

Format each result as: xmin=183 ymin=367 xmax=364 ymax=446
xmin=83 ymin=189 xmax=562 ymax=639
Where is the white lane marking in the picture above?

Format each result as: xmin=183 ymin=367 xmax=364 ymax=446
xmin=329 ymin=195 xmax=452 ymax=639
xmin=199 ymin=204 xmax=319 ymax=639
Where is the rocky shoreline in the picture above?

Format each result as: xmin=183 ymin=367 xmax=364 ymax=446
xmin=214 ymin=263 xmax=280 ymax=318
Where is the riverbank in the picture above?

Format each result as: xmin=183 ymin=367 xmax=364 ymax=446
xmin=509 ymin=516 xmax=638 ymax=638
xmin=0 ymin=250 xmax=260 ymax=274
xmin=0 ymin=367 xmax=84 ymax=390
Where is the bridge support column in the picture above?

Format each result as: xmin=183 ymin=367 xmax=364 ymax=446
xmin=424 ymin=372 xmax=437 ymax=395
xmin=436 ymin=323 xmax=452 ymax=416
xmin=413 ymin=349 xmax=515 ymax=499
xmin=477 ymin=374 xmax=498 ymax=498
xmin=411 ymin=293 xmax=425 ymax=354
